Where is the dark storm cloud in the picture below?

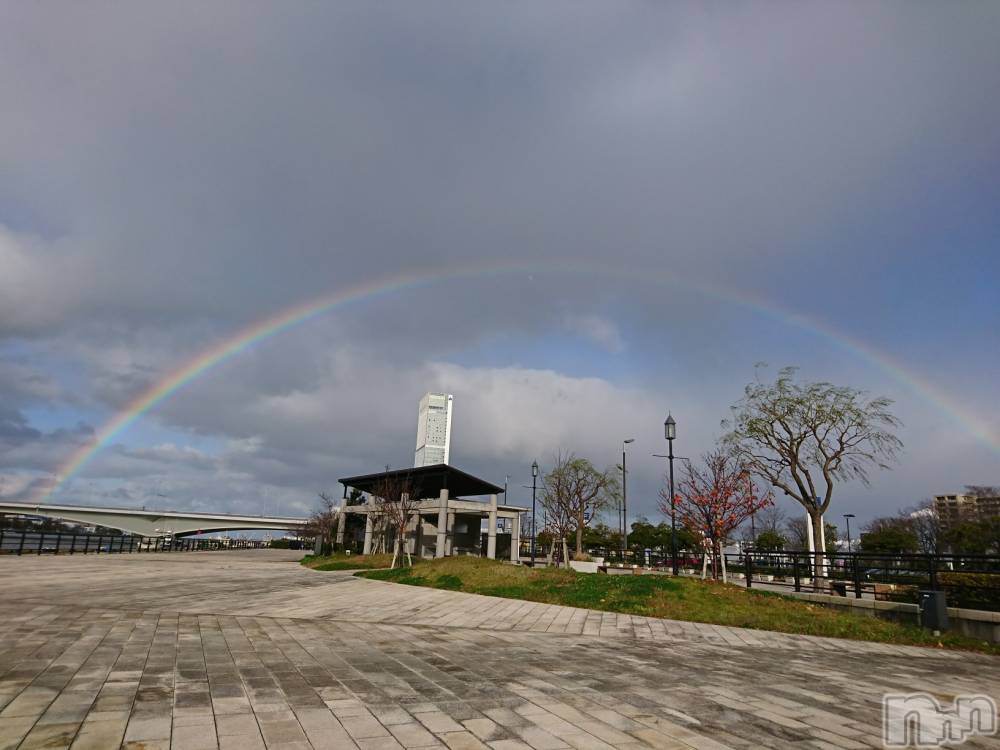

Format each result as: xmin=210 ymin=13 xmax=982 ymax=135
xmin=2 ymin=2 xmax=998 ymax=335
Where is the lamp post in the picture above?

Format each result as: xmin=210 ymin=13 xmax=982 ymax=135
xmin=622 ymin=439 xmax=634 ymax=559
xmin=531 ymin=461 xmax=539 ymax=566
xmin=843 ymin=513 xmax=855 ymax=553
xmin=664 ymin=414 xmax=678 ymax=576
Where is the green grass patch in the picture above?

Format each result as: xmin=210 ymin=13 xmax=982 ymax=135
xmin=358 ymin=557 xmax=1000 ymax=654
xmin=301 ymin=552 xmax=394 ymax=571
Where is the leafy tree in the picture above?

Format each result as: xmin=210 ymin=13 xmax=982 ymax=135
xmin=661 ymin=447 xmax=772 ymax=579
xmin=580 ymin=522 xmax=620 ymax=550
xmin=754 ymin=529 xmax=787 ymax=552
xmin=825 ymin=523 xmax=839 ymax=550
xmin=540 ymin=454 xmax=620 ymax=558
xmin=627 ymin=518 xmax=659 ymax=550
xmin=859 ymin=524 xmax=918 ymax=554
xmin=942 ymin=516 xmax=1000 ymax=555
xmin=673 ymin=525 xmax=700 ymax=552
xmin=724 ymin=366 xmax=901 ymax=578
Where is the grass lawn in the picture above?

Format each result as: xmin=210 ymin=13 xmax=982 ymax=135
xmin=356 ymin=556 xmax=1000 ymax=654
xmin=301 ymin=552 xmax=395 ymax=571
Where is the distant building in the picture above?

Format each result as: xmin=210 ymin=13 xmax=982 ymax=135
xmin=414 ymin=392 xmax=453 ymax=467
xmin=934 ymin=493 xmax=1000 ymax=524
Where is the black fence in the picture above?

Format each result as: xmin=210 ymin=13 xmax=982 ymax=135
xmin=0 ymin=528 xmax=270 ymax=556
xmin=728 ymin=550 xmax=1000 ymax=611
xmin=518 ymin=540 xmax=1000 ymax=611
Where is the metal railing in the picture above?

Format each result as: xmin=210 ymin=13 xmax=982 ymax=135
xmin=0 ymin=529 xmax=270 ymax=556
xmin=726 ymin=550 xmax=1000 ymax=612
xmin=512 ymin=540 xmax=1000 ymax=610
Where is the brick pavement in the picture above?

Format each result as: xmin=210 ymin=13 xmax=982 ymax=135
xmin=1 ymin=550 xmax=998 ymax=749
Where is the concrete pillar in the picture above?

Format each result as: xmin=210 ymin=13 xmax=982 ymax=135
xmin=445 ymin=511 xmax=456 ymax=555
xmin=510 ymin=513 xmax=520 ymax=563
xmin=335 ymin=502 xmax=346 ymax=550
xmin=435 ymin=489 xmax=449 ymax=558
xmin=487 ymin=494 xmax=498 ymax=560
xmin=413 ymin=514 xmax=423 ymax=557
xmin=405 ymin=512 xmax=418 ymax=555
xmin=363 ymin=513 xmax=374 ymax=555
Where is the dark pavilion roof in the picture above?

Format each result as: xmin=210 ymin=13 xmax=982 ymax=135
xmin=338 ymin=464 xmax=504 ymax=498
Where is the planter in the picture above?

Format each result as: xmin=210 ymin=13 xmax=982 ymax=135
xmin=569 ymin=560 xmax=599 ymax=573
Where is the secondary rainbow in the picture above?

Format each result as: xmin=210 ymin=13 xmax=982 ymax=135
xmin=36 ymin=260 xmax=1000 ymax=503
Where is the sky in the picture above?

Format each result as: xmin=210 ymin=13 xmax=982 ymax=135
xmin=1 ymin=2 xmax=998 ymax=533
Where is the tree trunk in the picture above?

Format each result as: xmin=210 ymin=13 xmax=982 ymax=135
xmin=562 ymin=537 xmax=571 ymax=569
xmin=576 ymin=526 xmax=583 ymax=556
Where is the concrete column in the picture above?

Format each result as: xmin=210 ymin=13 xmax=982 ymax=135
xmin=335 ymin=502 xmax=346 ymax=550
xmin=405 ymin=512 xmax=418 ymax=554
xmin=412 ymin=514 xmax=423 ymax=557
xmin=510 ymin=513 xmax=520 ymax=562
xmin=445 ymin=511 xmax=456 ymax=555
xmin=363 ymin=513 xmax=374 ymax=555
xmin=435 ymin=489 xmax=449 ymax=558
xmin=487 ymin=494 xmax=498 ymax=560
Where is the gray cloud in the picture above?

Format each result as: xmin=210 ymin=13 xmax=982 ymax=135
xmin=1 ymin=3 xmax=997 ymax=524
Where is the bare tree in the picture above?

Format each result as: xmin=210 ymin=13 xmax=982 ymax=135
xmin=899 ymin=499 xmax=942 ymax=554
xmin=964 ymin=485 xmax=1000 ymax=498
xmin=303 ymin=492 xmax=341 ymax=555
xmin=783 ymin=516 xmax=838 ymax=552
xmin=724 ymin=366 xmax=902 ymax=580
xmin=755 ymin=505 xmax=788 ymax=535
xmin=740 ymin=504 xmax=787 ymax=543
xmin=370 ymin=473 xmax=421 ymax=568
xmin=540 ymin=453 xmax=619 ymax=560
xmin=539 ymin=491 xmax=575 ymax=567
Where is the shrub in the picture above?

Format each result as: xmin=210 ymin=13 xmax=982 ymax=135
xmin=938 ymin=572 xmax=1000 ymax=612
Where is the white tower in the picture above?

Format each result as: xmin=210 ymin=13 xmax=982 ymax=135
xmin=414 ymin=393 xmax=453 ymax=467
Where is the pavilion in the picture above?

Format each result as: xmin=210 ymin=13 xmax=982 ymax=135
xmin=336 ymin=464 xmax=526 ymax=561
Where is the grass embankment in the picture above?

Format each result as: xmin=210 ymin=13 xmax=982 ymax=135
xmin=357 ymin=557 xmax=999 ymax=654
xmin=301 ymin=552 xmax=394 ymax=571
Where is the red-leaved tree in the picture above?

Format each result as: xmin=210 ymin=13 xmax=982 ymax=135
xmin=659 ymin=448 xmax=772 ymax=579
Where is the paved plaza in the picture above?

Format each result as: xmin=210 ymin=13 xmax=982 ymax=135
xmin=1 ymin=551 xmax=998 ymax=749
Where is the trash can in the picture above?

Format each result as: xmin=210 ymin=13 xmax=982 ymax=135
xmin=918 ymin=590 xmax=949 ymax=631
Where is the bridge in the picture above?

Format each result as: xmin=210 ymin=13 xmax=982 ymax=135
xmin=0 ymin=501 xmax=308 ymax=537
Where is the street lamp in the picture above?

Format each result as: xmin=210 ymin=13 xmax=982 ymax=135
xmin=664 ymin=414 xmax=678 ymax=576
xmin=843 ymin=513 xmax=855 ymax=553
xmin=531 ymin=461 xmax=539 ymax=567
xmin=622 ymin=439 xmax=634 ymax=559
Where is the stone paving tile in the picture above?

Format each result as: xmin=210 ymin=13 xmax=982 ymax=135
xmin=2 ymin=551 xmax=1000 ymax=749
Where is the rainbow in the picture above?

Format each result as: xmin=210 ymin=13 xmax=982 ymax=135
xmin=35 ymin=260 xmax=1000 ymax=503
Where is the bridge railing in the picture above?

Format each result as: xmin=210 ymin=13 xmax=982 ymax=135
xmin=0 ymin=528 xmax=271 ymax=556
